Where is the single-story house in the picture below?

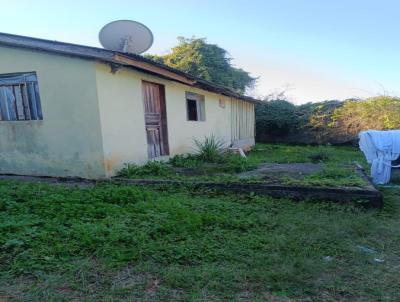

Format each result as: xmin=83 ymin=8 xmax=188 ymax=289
xmin=0 ymin=32 xmax=257 ymax=178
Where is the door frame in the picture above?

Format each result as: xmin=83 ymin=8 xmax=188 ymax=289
xmin=142 ymin=80 xmax=169 ymax=158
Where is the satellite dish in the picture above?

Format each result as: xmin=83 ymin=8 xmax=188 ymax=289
xmin=99 ymin=20 xmax=153 ymax=54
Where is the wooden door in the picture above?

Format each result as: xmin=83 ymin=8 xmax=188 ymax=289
xmin=142 ymin=81 xmax=169 ymax=158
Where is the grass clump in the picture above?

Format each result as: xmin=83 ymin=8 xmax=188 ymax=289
xmin=193 ymin=135 xmax=226 ymax=163
xmin=283 ymin=164 xmax=367 ymax=187
xmin=222 ymin=154 xmax=255 ymax=173
xmin=304 ymin=165 xmax=367 ymax=187
xmin=308 ymin=149 xmax=330 ymax=163
xmin=168 ymin=154 xmax=201 ymax=168
xmin=117 ymin=161 xmax=172 ymax=178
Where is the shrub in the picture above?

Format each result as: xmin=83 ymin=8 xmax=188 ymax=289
xmin=193 ymin=135 xmax=226 ymax=163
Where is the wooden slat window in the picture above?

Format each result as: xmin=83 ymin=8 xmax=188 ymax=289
xmin=0 ymin=72 xmax=42 ymax=121
xmin=186 ymin=92 xmax=205 ymax=121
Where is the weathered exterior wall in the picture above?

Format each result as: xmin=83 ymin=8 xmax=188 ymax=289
xmin=95 ymin=64 xmax=238 ymax=176
xmin=0 ymin=46 xmax=106 ymax=178
xmin=0 ymin=46 xmax=255 ymax=179
xmin=95 ymin=64 xmax=148 ymax=177
xmin=231 ymin=98 xmax=255 ymax=151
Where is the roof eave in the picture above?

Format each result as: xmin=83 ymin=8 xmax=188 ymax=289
xmin=0 ymin=32 xmax=260 ymax=103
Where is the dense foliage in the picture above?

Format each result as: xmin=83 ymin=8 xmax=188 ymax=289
xmin=332 ymin=96 xmax=400 ymax=136
xmin=256 ymin=96 xmax=400 ymax=144
xmin=255 ymin=99 xmax=299 ymax=137
xmin=145 ymin=37 xmax=256 ymax=93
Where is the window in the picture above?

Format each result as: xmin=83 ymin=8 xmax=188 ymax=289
xmin=0 ymin=72 xmax=43 ymax=121
xmin=186 ymin=92 xmax=205 ymax=121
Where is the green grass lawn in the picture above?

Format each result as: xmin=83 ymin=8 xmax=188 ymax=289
xmin=1 ymin=145 xmax=399 ymax=301
xmin=247 ymin=144 xmax=365 ymax=165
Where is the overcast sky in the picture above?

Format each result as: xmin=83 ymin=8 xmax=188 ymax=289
xmin=1 ymin=0 xmax=399 ymax=103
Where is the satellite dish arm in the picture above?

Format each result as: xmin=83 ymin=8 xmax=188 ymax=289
xmin=122 ymin=37 xmax=129 ymax=53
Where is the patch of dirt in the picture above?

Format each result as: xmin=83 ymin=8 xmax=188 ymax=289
xmin=237 ymin=163 xmax=322 ymax=180
xmin=0 ymin=276 xmax=36 ymax=302
xmin=111 ymin=266 xmax=149 ymax=289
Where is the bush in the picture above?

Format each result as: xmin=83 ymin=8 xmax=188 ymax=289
xmin=193 ymin=135 xmax=226 ymax=163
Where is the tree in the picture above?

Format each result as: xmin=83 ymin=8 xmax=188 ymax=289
xmin=145 ymin=37 xmax=256 ymax=94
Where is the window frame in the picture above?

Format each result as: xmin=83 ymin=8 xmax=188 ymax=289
xmin=185 ymin=92 xmax=205 ymax=122
xmin=0 ymin=71 xmax=43 ymax=122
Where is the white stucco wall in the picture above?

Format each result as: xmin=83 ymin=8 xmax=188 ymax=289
xmin=95 ymin=63 xmax=234 ymax=176
xmin=95 ymin=64 xmax=148 ymax=177
xmin=165 ymin=85 xmax=232 ymax=155
xmin=0 ymin=46 xmax=106 ymax=178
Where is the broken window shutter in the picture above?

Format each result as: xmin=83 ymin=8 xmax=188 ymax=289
xmin=14 ymin=85 xmax=25 ymax=120
xmin=0 ymin=72 xmax=42 ymax=121
xmin=27 ymin=82 xmax=38 ymax=120
xmin=34 ymin=82 xmax=43 ymax=119
xmin=21 ymin=84 xmax=31 ymax=120
xmin=0 ymin=87 xmax=17 ymax=121
xmin=0 ymin=87 xmax=10 ymax=120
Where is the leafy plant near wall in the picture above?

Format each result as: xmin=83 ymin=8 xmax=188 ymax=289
xmin=193 ymin=135 xmax=226 ymax=163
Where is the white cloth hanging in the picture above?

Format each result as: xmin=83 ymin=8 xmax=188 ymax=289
xmin=359 ymin=130 xmax=400 ymax=184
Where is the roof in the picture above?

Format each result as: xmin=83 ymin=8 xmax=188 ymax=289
xmin=0 ymin=32 xmax=259 ymax=103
